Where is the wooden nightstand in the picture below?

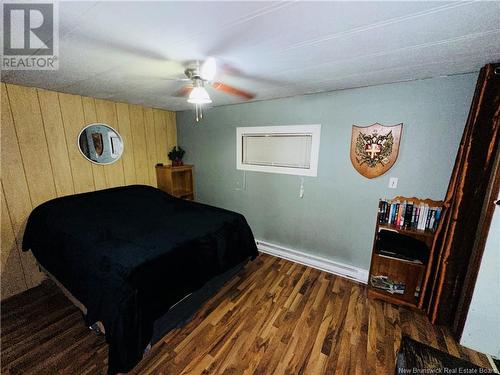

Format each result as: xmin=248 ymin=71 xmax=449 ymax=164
xmin=155 ymin=164 xmax=194 ymax=200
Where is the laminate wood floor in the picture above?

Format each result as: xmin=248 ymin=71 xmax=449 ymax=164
xmin=1 ymin=253 xmax=491 ymax=375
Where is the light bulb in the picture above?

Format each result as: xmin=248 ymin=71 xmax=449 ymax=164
xmin=187 ymin=87 xmax=212 ymax=104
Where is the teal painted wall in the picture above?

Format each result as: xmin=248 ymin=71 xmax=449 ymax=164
xmin=177 ymin=74 xmax=477 ymax=270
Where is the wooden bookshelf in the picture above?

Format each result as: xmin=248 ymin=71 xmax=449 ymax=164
xmin=155 ymin=164 xmax=195 ymax=200
xmin=367 ymin=196 xmax=443 ymax=309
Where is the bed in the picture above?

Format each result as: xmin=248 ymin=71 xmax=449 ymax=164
xmin=22 ymin=185 xmax=258 ymax=374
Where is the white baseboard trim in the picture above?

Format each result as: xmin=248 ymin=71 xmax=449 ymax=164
xmin=486 ymin=355 xmax=500 ymax=374
xmin=255 ymin=239 xmax=369 ymax=284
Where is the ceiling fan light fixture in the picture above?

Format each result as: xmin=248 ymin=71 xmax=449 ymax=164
xmin=187 ymin=86 xmax=212 ymax=104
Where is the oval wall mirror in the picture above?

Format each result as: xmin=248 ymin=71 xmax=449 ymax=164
xmin=78 ymin=123 xmax=124 ymax=165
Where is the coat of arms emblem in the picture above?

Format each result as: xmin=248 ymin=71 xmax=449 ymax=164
xmin=350 ymin=123 xmax=403 ymax=179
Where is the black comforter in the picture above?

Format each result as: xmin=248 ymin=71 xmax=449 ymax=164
xmin=23 ymin=185 xmax=257 ymax=374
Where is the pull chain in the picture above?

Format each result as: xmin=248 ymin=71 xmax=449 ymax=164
xmin=195 ymin=104 xmax=204 ymax=122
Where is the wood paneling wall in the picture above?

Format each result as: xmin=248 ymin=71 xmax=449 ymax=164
xmin=0 ymin=83 xmax=177 ymax=299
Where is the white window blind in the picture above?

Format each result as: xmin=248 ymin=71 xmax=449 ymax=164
xmin=242 ymin=134 xmax=312 ymax=169
xmin=236 ymin=125 xmax=321 ymax=176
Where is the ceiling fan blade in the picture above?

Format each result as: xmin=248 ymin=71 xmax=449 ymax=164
xmin=128 ymin=75 xmax=191 ymax=82
xmin=211 ymin=82 xmax=255 ymax=100
xmin=220 ymin=62 xmax=287 ymax=86
xmin=200 ymin=57 xmax=217 ymax=81
xmin=174 ymin=85 xmax=193 ymax=97
xmin=71 ymin=33 xmax=176 ymax=64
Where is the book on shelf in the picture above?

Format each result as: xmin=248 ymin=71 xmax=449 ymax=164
xmin=378 ymin=199 xmax=442 ymax=232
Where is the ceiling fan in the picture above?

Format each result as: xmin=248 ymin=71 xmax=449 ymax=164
xmin=175 ymin=58 xmax=255 ymax=121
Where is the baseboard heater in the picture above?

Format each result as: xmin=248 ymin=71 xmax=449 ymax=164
xmin=255 ymin=239 xmax=369 ymax=284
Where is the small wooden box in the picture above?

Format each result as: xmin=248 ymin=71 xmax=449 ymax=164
xmin=155 ymin=164 xmax=194 ymax=200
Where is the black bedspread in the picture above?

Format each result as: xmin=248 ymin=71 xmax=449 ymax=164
xmin=23 ymin=185 xmax=258 ymax=374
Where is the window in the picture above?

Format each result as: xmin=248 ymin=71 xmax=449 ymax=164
xmin=236 ymin=125 xmax=321 ymax=176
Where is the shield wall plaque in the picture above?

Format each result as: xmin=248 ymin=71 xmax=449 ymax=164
xmin=350 ymin=123 xmax=403 ymax=179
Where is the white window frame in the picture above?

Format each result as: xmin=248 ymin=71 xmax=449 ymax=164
xmin=236 ymin=124 xmax=321 ymax=177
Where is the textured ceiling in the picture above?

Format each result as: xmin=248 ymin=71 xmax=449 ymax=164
xmin=2 ymin=1 xmax=499 ymax=111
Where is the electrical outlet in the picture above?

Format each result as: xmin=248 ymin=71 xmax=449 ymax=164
xmin=388 ymin=177 xmax=398 ymax=189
